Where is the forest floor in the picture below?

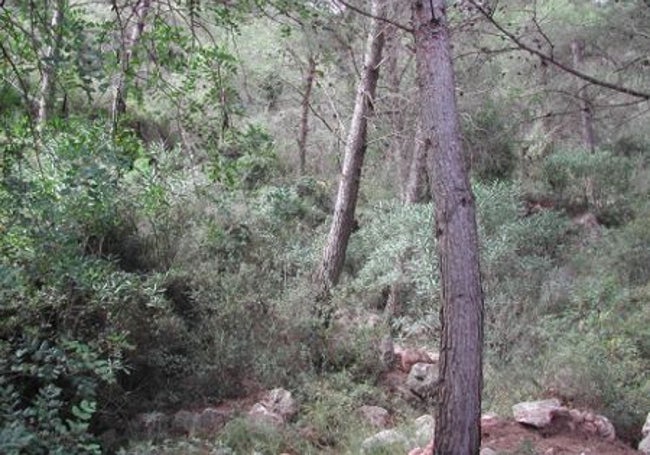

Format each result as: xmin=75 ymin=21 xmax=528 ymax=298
xmin=479 ymin=417 xmax=639 ymax=455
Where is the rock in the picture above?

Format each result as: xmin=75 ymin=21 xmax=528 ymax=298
xmin=413 ymin=414 xmax=435 ymax=446
xmin=361 ymin=429 xmax=409 ymax=454
xmin=406 ymin=362 xmax=439 ymax=402
xmin=248 ymin=403 xmax=284 ymax=427
xmin=408 ymin=438 xmax=434 ymax=455
xmin=481 ymin=413 xmax=501 ymax=429
xmin=394 ymin=345 xmax=435 ymax=373
xmin=135 ymin=411 xmax=170 ymax=437
xmin=512 ymin=399 xmax=565 ymax=428
xmin=567 ymin=409 xmax=615 ymax=441
xmin=197 ymin=407 xmax=229 ymax=435
xmin=359 ymin=405 xmax=390 ymax=428
xmin=639 ymin=434 xmax=650 ymax=454
xmin=593 ymin=413 xmax=615 ymax=441
xmin=172 ymin=410 xmax=199 ymax=435
xmin=480 ymin=448 xmax=498 ymax=455
xmin=643 ymin=412 xmax=650 ymax=437
xmin=261 ymin=388 xmax=297 ymax=420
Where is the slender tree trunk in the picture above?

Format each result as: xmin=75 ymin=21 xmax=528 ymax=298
xmin=571 ymin=38 xmax=596 ymax=153
xmin=404 ymin=124 xmax=430 ymax=204
xmin=37 ymin=0 xmax=65 ymax=129
xmin=315 ymin=0 xmax=386 ymax=294
xmin=413 ymin=1 xmax=484 ymax=454
xmin=297 ymin=56 xmax=317 ymax=175
xmin=111 ymin=0 xmax=151 ymax=133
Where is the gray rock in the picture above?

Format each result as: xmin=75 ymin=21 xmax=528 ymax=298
xmin=361 ymin=429 xmax=409 ymax=454
xmin=480 ymin=448 xmax=498 ymax=455
xmin=643 ymin=411 xmax=650 ymax=437
xmin=640 ymin=435 xmax=650 ymax=455
xmin=248 ymin=403 xmax=284 ymax=427
xmin=359 ymin=405 xmax=390 ymax=428
xmin=406 ymin=362 xmax=439 ymax=402
xmin=261 ymin=388 xmax=297 ymax=420
xmin=512 ymin=399 xmax=565 ymax=428
xmin=413 ymin=414 xmax=435 ymax=447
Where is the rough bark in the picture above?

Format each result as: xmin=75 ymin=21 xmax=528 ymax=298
xmin=412 ymin=1 xmax=484 ymax=454
xmin=571 ymin=39 xmax=596 ymax=153
xmin=315 ymin=0 xmax=386 ymax=293
xmin=110 ymin=0 xmax=151 ymax=133
xmin=36 ymin=0 xmax=65 ymax=129
xmin=297 ymin=56 xmax=317 ymax=175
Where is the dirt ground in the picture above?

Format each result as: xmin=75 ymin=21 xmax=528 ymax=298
xmin=481 ymin=415 xmax=640 ymax=455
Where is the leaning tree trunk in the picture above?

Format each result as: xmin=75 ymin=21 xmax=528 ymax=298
xmin=315 ymin=0 xmax=387 ymax=295
xmin=110 ymin=0 xmax=151 ymax=134
xmin=37 ymin=0 xmax=65 ymax=130
xmin=413 ymin=1 xmax=484 ymax=454
xmin=571 ymin=38 xmax=596 ymax=153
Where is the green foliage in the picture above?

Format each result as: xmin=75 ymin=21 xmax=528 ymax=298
xmin=463 ymin=99 xmax=518 ymax=182
xmin=542 ymin=149 xmax=634 ymax=224
xmin=209 ymin=125 xmax=279 ymax=190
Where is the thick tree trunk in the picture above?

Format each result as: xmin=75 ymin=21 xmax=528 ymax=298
xmin=413 ymin=1 xmax=484 ymax=454
xmin=37 ymin=0 xmax=65 ymax=129
xmin=297 ymin=56 xmax=317 ymax=175
xmin=571 ymin=39 xmax=596 ymax=153
xmin=315 ymin=0 xmax=386 ymax=293
xmin=111 ymin=0 xmax=151 ymax=133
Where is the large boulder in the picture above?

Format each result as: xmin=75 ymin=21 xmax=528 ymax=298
xmin=406 ymin=362 xmax=439 ymax=402
xmin=512 ymin=399 xmax=566 ymax=428
xmin=361 ymin=429 xmax=410 ymax=454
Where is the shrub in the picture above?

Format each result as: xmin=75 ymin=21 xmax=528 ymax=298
xmin=542 ymin=149 xmax=634 ymax=224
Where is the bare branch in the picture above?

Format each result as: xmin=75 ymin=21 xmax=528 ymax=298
xmin=467 ymin=0 xmax=650 ymax=100
xmin=335 ymin=0 xmax=413 ymax=33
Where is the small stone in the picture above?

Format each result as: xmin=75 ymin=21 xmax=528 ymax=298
xmin=480 ymin=448 xmax=498 ymax=455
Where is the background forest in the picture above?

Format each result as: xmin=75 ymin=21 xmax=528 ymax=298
xmin=2 ymin=0 xmax=650 ymax=453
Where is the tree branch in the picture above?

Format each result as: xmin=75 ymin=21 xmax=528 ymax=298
xmin=467 ymin=0 xmax=650 ymax=100
xmin=334 ymin=0 xmax=413 ymax=33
